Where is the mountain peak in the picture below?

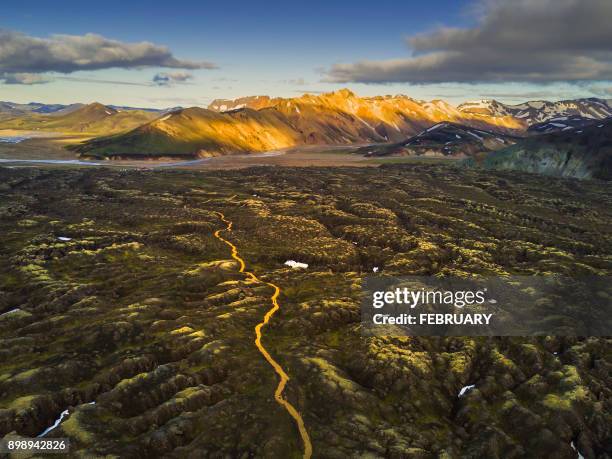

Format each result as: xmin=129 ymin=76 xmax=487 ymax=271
xmin=333 ymin=88 xmax=355 ymax=98
xmin=79 ymin=102 xmax=117 ymax=116
xmin=208 ymin=96 xmax=273 ymax=112
xmin=87 ymin=102 xmax=110 ymax=109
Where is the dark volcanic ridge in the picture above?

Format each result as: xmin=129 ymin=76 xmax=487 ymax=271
xmin=359 ymin=122 xmax=520 ymax=158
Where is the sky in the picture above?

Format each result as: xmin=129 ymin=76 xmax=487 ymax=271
xmin=1 ymin=0 xmax=611 ymax=108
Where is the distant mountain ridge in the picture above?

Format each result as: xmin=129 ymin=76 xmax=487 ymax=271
xmin=0 ymin=101 xmax=169 ymax=118
xmin=207 ymin=89 xmax=523 ymax=139
xmin=0 ymin=101 xmax=83 ymax=118
xmin=0 ymin=102 xmax=160 ymax=134
xmin=458 ymin=98 xmax=612 ymax=126
xmin=527 ymin=116 xmax=601 ymax=134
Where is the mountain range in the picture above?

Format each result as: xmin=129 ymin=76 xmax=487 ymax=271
xmin=457 ymin=98 xmax=612 ymax=125
xmin=0 ymin=101 xmax=79 ymax=116
xmin=0 ymin=101 xmax=169 ymax=117
xmin=70 ymin=89 xmax=526 ymax=158
xmin=2 ymin=91 xmax=611 ymax=179
xmin=0 ymin=103 xmax=160 ymax=135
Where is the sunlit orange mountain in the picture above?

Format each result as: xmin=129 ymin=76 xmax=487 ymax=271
xmin=71 ymin=89 xmax=525 ymax=159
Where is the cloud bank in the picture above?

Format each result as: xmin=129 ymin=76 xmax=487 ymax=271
xmin=326 ymin=0 xmax=612 ymax=84
xmin=0 ymin=73 xmax=50 ymax=85
xmin=0 ymin=30 xmax=216 ymax=84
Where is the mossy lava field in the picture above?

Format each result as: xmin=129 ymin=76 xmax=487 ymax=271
xmin=0 ymin=164 xmax=610 ymax=458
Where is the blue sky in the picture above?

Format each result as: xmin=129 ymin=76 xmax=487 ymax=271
xmin=1 ymin=0 xmax=610 ymax=108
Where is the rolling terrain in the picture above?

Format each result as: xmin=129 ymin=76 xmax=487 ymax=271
xmin=0 ymin=103 xmax=160 ymax=135
xmin=0 ymin=164 xmax=610 ymax=457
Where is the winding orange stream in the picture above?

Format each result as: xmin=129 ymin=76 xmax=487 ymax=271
xmin=213 ymin=211 xmax=312 ymax=459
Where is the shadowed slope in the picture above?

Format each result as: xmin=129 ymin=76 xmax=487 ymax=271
xmin=359 ymin=122 xmax=521 ymax=158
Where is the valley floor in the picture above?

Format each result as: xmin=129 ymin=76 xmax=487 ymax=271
xmin=0 ymin=136 xmax=458 ymax=170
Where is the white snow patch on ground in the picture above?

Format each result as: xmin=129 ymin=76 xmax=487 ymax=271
xmin=1 ymin=308 xmax=21 ymax=317
xmin=571 ymin=441 xmax=584 ymax=459
xmin=37 ymin=401 xmax=97 ymax=437
xmin=57 ymin=237 xmax=72 ymax=241
xmin=158 ymin=114 xmax=172 ymax=122
xmin=38 ymin=409 xmax=70 ymax=437
xmin=284 ymin=260 xmax=308 ymax=269
xmin=373 ymin=267 xmax=379 ymax=273
xmin=458 ymin=384 xmax=475 ymax=397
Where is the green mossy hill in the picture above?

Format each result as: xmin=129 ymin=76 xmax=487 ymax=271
xmin=470 ymin=118 xmax=612 ymax=180
xmin=0 ymin=102 xmax=158 ymax=135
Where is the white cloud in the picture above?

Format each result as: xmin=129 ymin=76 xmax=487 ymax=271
xmin=153 ymin=71 xmax=194 ymax=86
xmin=0 ymin=72 xmax=51 ymax=85
xmin=0 ymin=29 xmax=217 ymax=76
